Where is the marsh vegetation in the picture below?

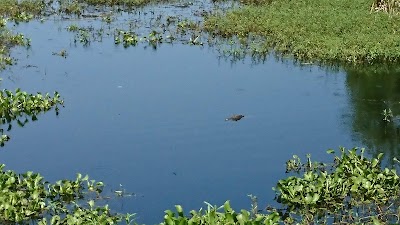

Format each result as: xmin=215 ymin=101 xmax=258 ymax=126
xmin=205 ymin=0 xmax=400 ymax=64
xmin=1 ymin=0 xmax=400 ymax=224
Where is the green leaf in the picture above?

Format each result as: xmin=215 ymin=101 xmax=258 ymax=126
xmin=312 ymin=193 xmax=319 ymax=203
xmin=223 ymin=201 xmax=232 ymax=212
xmin=326 ymin=149 xmax=335 ymax=154
xmin=176 ymin=205 xmax=184 ymax=217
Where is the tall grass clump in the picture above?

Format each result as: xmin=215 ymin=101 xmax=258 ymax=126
xmin=204 ymin=0 xmax=400 ymax=64
xmin=371 ymin=0 xmax=400 ymax=15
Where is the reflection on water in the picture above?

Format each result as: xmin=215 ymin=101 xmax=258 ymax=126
xmin=0 ymin=8 xmax=400 ymax=225
xmin=346 ymin=67 xmax=400 ymax=162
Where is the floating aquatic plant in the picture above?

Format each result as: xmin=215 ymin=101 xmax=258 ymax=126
xmin=0 ymin=89 xmax=64 ymax=146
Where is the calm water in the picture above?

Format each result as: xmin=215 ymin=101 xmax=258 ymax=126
xmin=1 ymin=9 xmax=399 ymax=224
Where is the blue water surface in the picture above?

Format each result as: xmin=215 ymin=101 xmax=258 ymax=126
xmin=0 ymin=15 xmax=371 ymax=224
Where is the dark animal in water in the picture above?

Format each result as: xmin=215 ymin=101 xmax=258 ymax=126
xmin=225 ymin=114 xmax=244 ymax=121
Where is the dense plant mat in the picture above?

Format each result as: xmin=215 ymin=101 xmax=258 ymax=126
xmin=0 ymin=164 xmax=134 ymax=224
xmin=204 ymin=0 xmax=400 ymax=64
xmin=276 ymin=147 xmax=400 ymax=224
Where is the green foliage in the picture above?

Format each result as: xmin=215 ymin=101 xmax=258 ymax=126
xmin=0 ymin=164 xmax=134 ymax=224
xmin=0 ymin=19 xmax=31 ymax=70
xmin=160 ymin=201 xmax=281 ymax=225
xmin=275 ymin=147 xmax=400 ymax=224
xmin=65 ymin=25 xmax=94 ymax=45
xmin=146 ymin=30 xmax=163 ymax=47
xmin=115 ymin=30 xmax=139 ymax=47
xmin=0 ymin=0 xmax=44 ymax=20
xmin=114 ymin=30 xmax=165 ymax=48
xmin=0 ymin=146 xmax=399 ymax=224
xmin=0 ymin=89 xmax=64 ymax=146
xmin=204 ymin=0 xmax=400 ymax=65
xmin=0 ymin=165 xmax=46 ymax=222
xmin=59 ymin=1 xmax=83 ymax=15
xmin=66 ymin=24 xmax=79 ymax=32
xmin=177 ymin=19 xmax=199 ymax=33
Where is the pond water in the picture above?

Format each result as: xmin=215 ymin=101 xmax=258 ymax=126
xmin=1 ymin=4 xmax=400 ymax=224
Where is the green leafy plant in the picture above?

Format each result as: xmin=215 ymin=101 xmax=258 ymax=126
xmin=0 ymin=19 xmax=31 ymax=70
xmin=115 ymin=30 xmax=139 ymax=47
xmin=147 ymin=30 xmax=163 ymax=45
xmin=0 ymin=89 xmax=64 ymax=146
xmin=66 ymin=24 xmax=79 ymax=32
xmin=160 ymin=201 xmax=281 ymax=225
xmin=59 ymin=0 xmax=83 ymax=15
xmin=275 ymin=147 xmax=400 ymax=224
xmin=0 ymin=164 xmax=136 ymax=224
xmin=0 ymin=0 xmax=44 ymax=20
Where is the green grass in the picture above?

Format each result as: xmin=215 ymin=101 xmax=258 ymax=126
xmin=204 ymin=0 xmax=400 ymax=64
